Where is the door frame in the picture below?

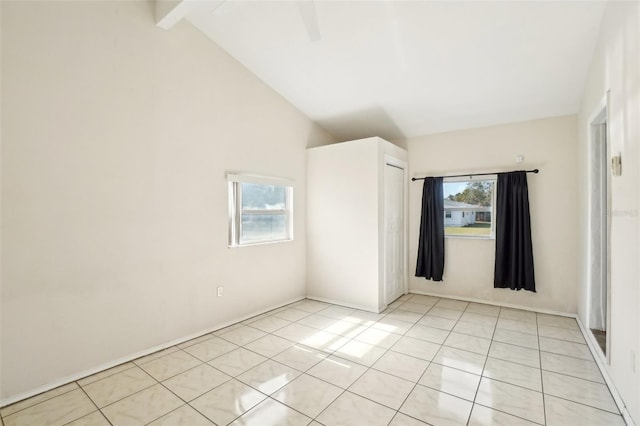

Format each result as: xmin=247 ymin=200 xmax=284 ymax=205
xmin=588 ymin=92 xmax=612 ymax=363
xmin=383 ymin=155 xmax=409 ymax=306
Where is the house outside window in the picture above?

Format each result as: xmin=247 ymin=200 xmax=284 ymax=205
xmin=443 ymin=177 xmax=495 ymax=238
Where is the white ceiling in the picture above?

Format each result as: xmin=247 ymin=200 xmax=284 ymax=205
xmin=183 ymin=1 xmax=606 ymax=141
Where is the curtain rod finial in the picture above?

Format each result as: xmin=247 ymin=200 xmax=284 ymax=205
xmin=533 ymin=169 xmax=539 ymax=173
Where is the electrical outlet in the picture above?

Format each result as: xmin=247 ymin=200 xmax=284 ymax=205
xmin=217 ymin=287 xmax=223 ymax=297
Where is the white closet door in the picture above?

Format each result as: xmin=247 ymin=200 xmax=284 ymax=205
xmin=384 ymin=163 xmax=405 ymax=304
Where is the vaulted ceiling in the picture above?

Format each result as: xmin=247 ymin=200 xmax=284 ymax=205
xmin=160 ymin=1 xmax=606 ymax=141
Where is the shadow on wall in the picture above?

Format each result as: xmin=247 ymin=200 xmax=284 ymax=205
xmin=313 ymin=106 xmax=407 ymax=149
xmin=305 ymin=122 xmax=339 ymax=149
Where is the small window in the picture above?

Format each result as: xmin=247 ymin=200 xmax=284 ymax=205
xmin=443 ymin=177 xmax=495 ymax=238
xmin=228 ymin=174 xmax=293 ymax=246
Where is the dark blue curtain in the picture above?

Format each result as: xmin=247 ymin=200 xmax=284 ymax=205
xmin=494 ymin=171 xmax=536 ymax=292
xmin=416 ymin=177 xmax=445 ymax=281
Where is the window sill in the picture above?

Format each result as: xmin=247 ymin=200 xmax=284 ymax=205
xmin=445 ymin=235 xmax=495 ymax=240
xmin=228 ymin=238 xmax=294 ymax=248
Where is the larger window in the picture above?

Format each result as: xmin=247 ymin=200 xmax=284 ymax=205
xmin=443 ymin=177 xmax=495 ymax=238
xmin=228 ymin=174 xmax=293 ymax=246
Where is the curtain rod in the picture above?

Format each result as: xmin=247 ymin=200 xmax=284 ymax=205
xmin=411 ymin=169 xmax=539 ymax=181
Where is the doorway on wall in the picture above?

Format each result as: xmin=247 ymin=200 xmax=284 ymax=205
xmin=384 ymin=160 xmax=406 ymax=305
xmin=589 ymin=104 xmax=610 ymax=357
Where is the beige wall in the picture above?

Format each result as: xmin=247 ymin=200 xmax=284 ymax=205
xmin=407 ymin=115 xmax=579 ymax=314
xmin=577 ymin=1 xmax=639 ymax=422
xmin=0 ymin=0 xmax=334 ymax=402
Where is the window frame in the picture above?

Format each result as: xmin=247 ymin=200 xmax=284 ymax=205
xmin=443 ymin=175 xmax=496 ymax=239
xmin=227 ymin=173 xmax=294 ymax=247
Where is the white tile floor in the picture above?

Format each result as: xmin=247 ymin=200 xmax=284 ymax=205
xmin=0 ymin=295 xmax=627 ymax=426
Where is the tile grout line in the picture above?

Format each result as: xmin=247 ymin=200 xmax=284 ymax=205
xmin=228 ymin=304 xmax=369 ymax=423
xmin=539 ymin=368 xmax=612 ymax=385
xmin=3 ymin=296 xmax=621 ymax=425
xmin=200 ymin=298 xmax=614 ymax=423
xmin=86 ymin=372 xmax=160 ymax=420
xmin=187 ymin=300 xmax=328 ymax=424
xmin=62 ymin=384 xmax=109 ymax=426
xmin=372 ymin=296 xmax=564 ymax=422
xmin=75 ymin=362 xmax=138 ymax=388
xmin=380 ymin=294 xmax=430 ymax=425
xmin=537 ymin=310 xmax=548 ymax=425
xmin=0 ymin=385 xmax=79 ymax=421
xmin=399 ymin=296 xmax=497 ymax=425
xmin=298 ymin=295 xmax=416 ymax=425
xmin=538 ymin=394 xmax=626 ymax=417
xmin=154 ymin=380 xmax=214 ymax=425
xmin=472 ymin=401 xmax=546 ymax=425
xmin=382 ymin=296 xmax=456 ymax=425
xmin=252 ymin=299 xmax=623 ymax=423
xmin=467 ymin=303 xmax=502 ymax=425
xmin=179 ymin=298 xmax=608 ymax=423
xmin=278 ymin=303 xmax=370 ymax=424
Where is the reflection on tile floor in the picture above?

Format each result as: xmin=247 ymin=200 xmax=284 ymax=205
xmin=0 ymin=295 xmax=627 ymax=426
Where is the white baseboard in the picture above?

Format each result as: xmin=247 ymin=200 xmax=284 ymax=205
xmin=408 ymin=289 xmax=575 ymax=317
xmin=575 ymin=317 xmax=636 ymax=426
xmin=305 ymin=295 xmax=384 ymax=313
xmin=0 ymin=296 xmax=305 ymax=408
